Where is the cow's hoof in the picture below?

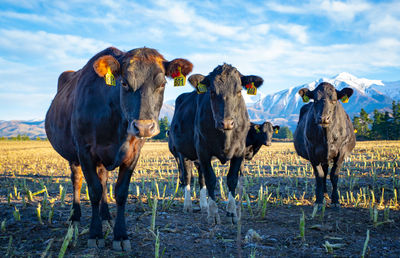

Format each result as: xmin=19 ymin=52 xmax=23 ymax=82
xmin=207 ymin=199 xmax=220 ymax=225
xmin=200 ymin=202 xmax=208 ymax=213
xmin=200 ymin=187 xmax=208 ymax=212
xmin=183 ymin=186 xmax=193 ymax=213
xmin=183 ymin=204 xmax=193 ymax=213
xmin=226 ymin=212 xmax=238 ymax=224
xmin=88 ymin=238 xmax=104 ymax=248
xmin=226 ymin=192 xmax=238 ymax=224
xmin=112 ymin=240 xmax=131 ymax=251
xmin=208 ymin=213 xmax=221 ymax=225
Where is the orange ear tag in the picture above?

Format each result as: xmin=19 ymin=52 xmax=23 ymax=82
xmin=354 ymin=129 xmax=357 ymax=133
xmin=197 ymin=82 xmax=207 ymax=94
xmin=105 ymin=67 xmax=115 ymax=86
xmin=341 ymin=95 xmax=349 ymax=103
xmin=173 ymin=67 xmax=186 ymax=87
xmin=302 ymin=95 xmax=309 ymax=103
xmin=275 ymin=129 xmax=279 ymax=134
xmin=246 ymin=82 xmax=257 ymax=95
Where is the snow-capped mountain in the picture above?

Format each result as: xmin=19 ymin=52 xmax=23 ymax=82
xmin=248 ymin=72 xmax=399 ymax=130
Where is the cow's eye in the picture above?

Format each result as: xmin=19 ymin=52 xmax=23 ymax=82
xmin=210 ymin=91 xmax=216 ymax=98
xmin=121 ymin=81 xmax=129 ymax=90
xmin=160 ymin=82 xmax=166 ymax=88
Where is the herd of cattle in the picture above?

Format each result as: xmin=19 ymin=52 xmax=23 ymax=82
xmin=45 ymin=47 xmax=356 ymax=250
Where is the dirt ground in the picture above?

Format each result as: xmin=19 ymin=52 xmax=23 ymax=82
xmin=0 ymin=141 xmax=399 ymax=257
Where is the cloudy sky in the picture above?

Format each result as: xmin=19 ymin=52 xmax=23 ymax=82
xmin=0 ymin=0 xmax=399 ymax=120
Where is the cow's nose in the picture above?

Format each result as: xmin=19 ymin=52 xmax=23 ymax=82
xmin=130 ymin=120 xmax=159 ymax=138
xmin=219 ymin=119 xmax=235 ymax=130
xmin=320 ymin=116 xmax=331 ymax=124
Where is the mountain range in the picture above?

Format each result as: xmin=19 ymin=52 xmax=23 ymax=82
xmin=1 ymin=72 xmax=399 ymax=138
xmin=248 ymin=72 xmax=400 ymax=130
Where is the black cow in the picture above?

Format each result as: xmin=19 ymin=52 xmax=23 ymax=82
xmin=169 ymin=121 xmax=279 ymax=212
xmin=244 ymin=122 xmax=280 ymax=160
xmin=168 ymin=64 xmax=263 ymax=223
xmin=45 ymin=47 xmax=192 ymax=250
xmin=294 ymin=82 xmax=356 ymax=208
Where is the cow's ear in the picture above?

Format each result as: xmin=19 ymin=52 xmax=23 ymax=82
xmin=337 ymin=88 xmax=354 ymax=103
xmin=241 ymin=75 xmax=264 ymax=89
xmin=188 ymin=74 xmax=208 ymax=89
xmin=93 ymin=55 xmax=120 ymax=77
xmin=298 ymin=88 xmax=313 ymax=102
xmin=273 ymin=125 xmax=280 ymax=131
xmin=164 ymin=58 xmax=193 ymax=78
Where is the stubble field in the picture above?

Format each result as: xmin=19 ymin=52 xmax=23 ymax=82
xmin=0 ymin=140 xmax=399 ymax=257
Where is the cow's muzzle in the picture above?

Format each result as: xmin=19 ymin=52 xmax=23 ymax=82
xmin=217 ymin=119 xmax=235 ymax=130
xmin=318 ymin=116 xmax=331 ymax=128
xmin=128 ymin=119 xmax=159 ymax=138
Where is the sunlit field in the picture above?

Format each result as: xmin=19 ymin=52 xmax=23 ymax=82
xmin=0 ymin=140 xmax=399 ymax=257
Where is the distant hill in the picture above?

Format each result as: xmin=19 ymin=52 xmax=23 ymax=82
xmin=0 ymin=120 xmax=46 ymax=138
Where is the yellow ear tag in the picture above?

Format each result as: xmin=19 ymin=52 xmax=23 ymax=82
xmin=275 ymin=129 xmax=279 ymax=134
xmin=354 ymin=129 xmax=357 ymax=133
xmin=302 ymin=95 xmax=309 ymax=103
xmin=173 ymin=67 xmax=186 ymax=87
xmin=247 ymin=82 xmax=257 ymax=95
xmin=105 ymin=67 xmax=115 ymax=86
xmin=341 ymin=95 xmax=349 ymax=103
xmin=197 ymin=82 xmax=207 ymax=94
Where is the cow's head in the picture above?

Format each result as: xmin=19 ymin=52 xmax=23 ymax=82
xmin=188 ymin=64 xmax=263 ymax=131
xmin=250 ymin=122 xmax=280 ymax=146
xmin=298 ymin=82 xmax=353 ymax=128
xmin=93 ymin=48 xmax=192 ymax=138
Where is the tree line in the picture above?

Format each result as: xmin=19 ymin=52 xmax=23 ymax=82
xmin=353 ymin=101 xmax=400 ymax=140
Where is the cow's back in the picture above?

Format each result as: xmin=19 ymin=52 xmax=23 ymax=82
xmin=45 ymin=70 xmax=82 ymax=163
xmin=170 ymin=92 xmax=198 ymax=160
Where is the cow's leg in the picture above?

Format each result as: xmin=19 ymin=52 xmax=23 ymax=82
xmin=98 ymin=165 xmax=112 ymax=221
xmin=226 ymin=156 xmax=243 ymax=224
xmin=312 ymin=163 xmax=325 ymax=206
xmin=330 ymin=158 xmax=343 ymax=207
xmin=198 ymin=157 xmax=220 ymax=225
xmin=70 ymin=162 xmax=83 ymax=223
xmin=178 ymin=154 xmax=193 ymax=213
xmin=77 ymin=148 xmax=104 ymax=248
xmin=322 ymin=163 xmax=329 ymax=199
xmin=113 ymin=137 xmax=144 ymax=251
xmin=113 ymin=164 xmax=134 ymax=251
xmin=194 ymin=161 xmax=207 ymax=212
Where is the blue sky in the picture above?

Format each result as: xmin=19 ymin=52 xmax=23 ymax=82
xmin=0 ymin=0 xmax=399 ymax=120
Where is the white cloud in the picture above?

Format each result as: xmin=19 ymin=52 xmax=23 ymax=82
xmin=0 ymin=11 xmax=50 ymax=23
xmin=277 ymin=24 xmax=308 ymax=44
xmin=318 ymin=0 xmax=371 ymax=22
xmin=368 ymin=15 xmax=400 ymax=36
xmin=266 ymin=0 xmax=371 ymax=23
xmin=0 ymin=29 xmax=110 ymax=69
